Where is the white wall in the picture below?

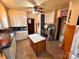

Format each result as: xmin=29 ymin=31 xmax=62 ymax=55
xmin=57 ymin=10 xmax=61 ymax=17
xmin=0 ymin=3 xmax=9 ymax=28
xmin=27 ymin=11 xmax=41 ymax=34
xmin=8 ymin=9 xmax=27 ymax=27
xmin=67 ymin=1 xmax=79 ymax=25
xmin=35 ymin=13 xmax=41 ymax=34
xmin=45 ymin=11 xmax=55 ymax=24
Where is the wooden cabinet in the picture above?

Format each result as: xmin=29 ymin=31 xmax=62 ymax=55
xmin=37 ymin=40 xmax=46 ymax=54
xmin=61 ymin=24 xmax=76 ymax=59
xmin=30 ymin=39 xmax=46 ymax=55
xmin=29 ymin=34 xmax=46 ymax=56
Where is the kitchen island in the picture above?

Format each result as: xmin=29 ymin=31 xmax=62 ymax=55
xmin=29 ymin=34 xmax=46 ymax=56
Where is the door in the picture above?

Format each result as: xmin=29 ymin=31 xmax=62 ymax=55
xmin=41 ymin=14 xmax=45 ymax=35
xmin=27 ymin=18 xmax=34 ymax=34
xmin=61 ymin=25 xmax=75 ymax=59
xmin=56 ymin=17 xmax=62 ymax=40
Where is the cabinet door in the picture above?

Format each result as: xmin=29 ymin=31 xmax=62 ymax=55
xmin=16 ymin=31 xmax=28 ymax=41
xmin=4 ymin=36 xmax=16 ymax=59
xmin=37 ymin=40 xmax=46 ymax=54
xmin=9 ymin=36 xmax=16 ymax=59
xmin=62 ymin=24 xmax=75 ymax=53
xmin=9 ymin=43 xmax=16 ymax=59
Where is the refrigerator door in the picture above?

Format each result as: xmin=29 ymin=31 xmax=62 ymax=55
xmin=69 ymin=26 xmax=79 ymax=59
xmin=69 ymin=54 xmax=79 ymax=59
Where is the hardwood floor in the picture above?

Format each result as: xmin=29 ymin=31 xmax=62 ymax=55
xmin=16 ymin=39 xmax=64 ymax=59
xmin=0 ymin=53 xmax=6 ymax=59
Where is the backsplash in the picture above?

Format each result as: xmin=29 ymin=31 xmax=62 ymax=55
xmin=9 ymin=26 xmax=27 ymax=32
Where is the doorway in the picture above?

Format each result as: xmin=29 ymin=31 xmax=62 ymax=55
xmin=56 ymin=17 xmax=62 ymax=40
xmin=41 ymin=14 xmax=45 ymax=35
xmin=27 ymin=18 xmax=35 ymax=34
xmin=56 ymin=17 xmax=67 ymax=40
xmin=77 ymin=16 xmax=79 ymax=25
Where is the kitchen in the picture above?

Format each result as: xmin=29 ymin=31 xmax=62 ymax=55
xmin=0 ymin=0 xmax=79 ymax=59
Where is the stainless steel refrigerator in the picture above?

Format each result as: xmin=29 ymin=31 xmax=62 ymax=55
xmin=69 ymin=26 xmax=79 ymax=59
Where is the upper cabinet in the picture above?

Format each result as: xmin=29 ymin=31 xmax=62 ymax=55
xmin=8 ymin=9 xmax=27 ymax=27
xmin=0 ymin=3 xmax=9 ymax=29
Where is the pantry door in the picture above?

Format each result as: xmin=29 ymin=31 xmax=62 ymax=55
xmin=27 ymin=18 xmax=35 ymax=34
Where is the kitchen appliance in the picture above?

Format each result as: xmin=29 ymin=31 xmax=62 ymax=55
xmin=42 ymin=24 xmax=55 ymax=40
xmin=69 ymin=26 xmax=79 ymax=59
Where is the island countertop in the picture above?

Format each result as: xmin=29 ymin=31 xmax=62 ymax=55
xmin=28 ymin=34 xmax=46 ymax=43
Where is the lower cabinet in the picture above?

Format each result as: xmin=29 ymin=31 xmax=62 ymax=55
xmin=15 ymin=31 xmax=28 ymax=41
xmin=4 ymin=35 xmax=16 ymax=59
xmin=30 ymin=39 xmax=46 ymax=55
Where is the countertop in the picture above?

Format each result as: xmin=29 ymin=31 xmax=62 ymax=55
xmin=28 ymin=34 xmax=46 ymax=43
xmin=0 ymin=32 xmax=15 ymax=49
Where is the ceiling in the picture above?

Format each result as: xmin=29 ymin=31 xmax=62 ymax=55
xmin=41 ymin=0 xmax=70 ymax=12
xmin=1 ymin=0 xmax=70 ymax=12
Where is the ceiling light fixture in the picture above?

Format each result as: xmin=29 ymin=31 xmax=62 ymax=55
xmin=32 ymin=6 xmax=39 ymax=14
